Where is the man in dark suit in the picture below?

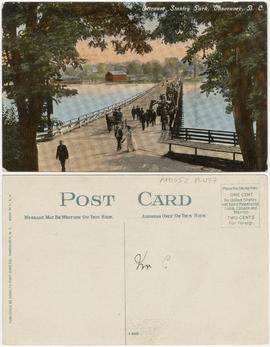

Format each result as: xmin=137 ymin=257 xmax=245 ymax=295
xmin=56 ymin=140 xmax=69 ymax=172
xmin=140 ymin=109 xmax=146 ymax=131
xmin=131 ymin=106 xmax=136 ymax=120
xmin=114 ymin=126 xmax=123 ymax=151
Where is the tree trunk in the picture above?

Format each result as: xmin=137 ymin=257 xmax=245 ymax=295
xmin=16 ymin=94 xmax=43 ymax=171
xmin=256 ymin=115 xmax=267 ymax=171
xmin=255 ymin=63 xmax=267 ymax=170
xmin=233 ymin=60 xmax=257 ymax=170
xmin=255 ymin=64 xmax=267 ymax=170
xmin=16 ymin=98 xmax=42 ymax=171
xmin=232 ymin=100 xmax=256 ymax=170
xmin=223 ymin=66 xmax=257 ymax=169
xmin=7 ymin=3 xmax=42 ymax=172
xmin=254 ymin=9 xmax=267 ymax=171
xmin=19 ymin=121 xmax=39 ymax=171
xmin=222 ymin=20 xmax=257 ymax=170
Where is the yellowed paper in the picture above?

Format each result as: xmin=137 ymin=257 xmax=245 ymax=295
xmin=3 ymin=174 xmax=268 ymax=345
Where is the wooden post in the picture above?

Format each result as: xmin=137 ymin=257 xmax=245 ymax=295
xmin=208 ymin=130 xmax=211 ymax=143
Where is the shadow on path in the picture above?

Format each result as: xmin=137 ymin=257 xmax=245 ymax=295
xmin=165 ymin=151 xmax=246 ymax=172
xmin=104 ymin=152 xmax=203 ymax=172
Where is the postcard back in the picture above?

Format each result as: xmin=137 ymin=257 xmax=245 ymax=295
xmin=2 ymin=174 xmax=268 ymax=344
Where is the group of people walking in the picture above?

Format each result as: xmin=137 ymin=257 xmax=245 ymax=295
xmin=55 ymin=80 xmax=181 ymax=171
xmin=105 ymin=106 xmax=137 ymax=152
xmin=157 ymin=100 xmax=176 ymax=131
xmin=131 ymin=106 xmax=157 ymax=130
xmin=109 ymin=82 xmax=180 ymax=153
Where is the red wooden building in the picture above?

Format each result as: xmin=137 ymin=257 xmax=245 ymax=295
xmin=105 ymin=71 xmax=127 ymax=82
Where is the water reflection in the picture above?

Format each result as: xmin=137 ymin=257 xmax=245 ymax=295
xmin=183 ymin=81 xmax=235 ymax=131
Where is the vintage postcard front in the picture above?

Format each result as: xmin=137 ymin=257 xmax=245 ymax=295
xmin=2 ymin=2 xmax=267 ymax=173
xmin=3 ymin=174 xmax=268 ymax=345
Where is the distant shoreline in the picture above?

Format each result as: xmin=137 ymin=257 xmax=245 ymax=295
xmin=53 ymin=81 xmax=157 ymax=87
xmin=50 ymin=79 xmax=200 ymax=86
xmin=50 ymin=79 xmax=163 ymax=86
xmin=49 ymin=80 xmax=82 ymax=85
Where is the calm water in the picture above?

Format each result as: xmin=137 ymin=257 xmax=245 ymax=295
xmin=3 ymin=81 xmax=236 ymax=131
xmin=183 ymin=81 xmax=235 ymax=132
xmin=3 ymin=83 xmax=154 ymax=123
xmin=51 ymin=83 xmax=155 ymax=122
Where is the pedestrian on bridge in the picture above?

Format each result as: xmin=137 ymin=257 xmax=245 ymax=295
xmin=150 ymin=110 xmax=157 ymax=126
xmin=169 ymin=108 xmax=175 ymax=130
xmin=56 ymin=140 xmax=69 ymax=172
xmin=115 ymin=125 xmax=123 ymax=151
xmin=105 ymin=114 xmax=112 ymax=132
xmin=126 ymin=126 xmax=137 ymax=152
xmin=161 ymin=114 xmax=168 ymax=131
xmin=136 ymin=105 xmax=140 ymax=120
xmin=140 ymin=110 xmax=146 ymax=131
xmin=131 ymin=106 xmax=136 ymax=120
xmin=146 ymin=109 xmax=151 ymax=127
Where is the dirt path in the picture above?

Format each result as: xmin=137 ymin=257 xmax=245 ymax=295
xmin=38 ymin=83 xmax=230 ymax=172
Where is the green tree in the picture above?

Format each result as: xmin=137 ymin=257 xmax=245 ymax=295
xmin=126 ymin=61 xmax=142 ymax=75
xmin=162 ymin=63 xmax=171 ymax=77
xmin=152 ymin=61 xmax=163 ymax=81
xmin=97 ymin=63 xmax=108 ymax=75
xmin=64 ymin=65 xmax=80 ymax=77
xmin=2 ymin=2 xmax=151 ymax=171
xmin=142 ymin=61 xmax=153 ymax=75
xmin=164 ymin=57 xmax=179 ymax=76
xmin=2 ymin=106 xmax=23 ymax=171
xmin=151 ymin=2 xmax=267 ymax=170
xmin=188 ymin=53 xmax=200 ymax=78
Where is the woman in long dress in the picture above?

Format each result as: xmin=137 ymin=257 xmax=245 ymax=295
xmin=126 ymin=125 xmax=137 ymax=152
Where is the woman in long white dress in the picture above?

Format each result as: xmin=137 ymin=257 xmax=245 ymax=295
xmin=126 ymin=125 xmax=137 ymax=152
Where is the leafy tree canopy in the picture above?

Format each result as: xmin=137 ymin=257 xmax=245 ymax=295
xmin=2 ymin=2 xmax=152 ymax=170
xmin=3 ymin=2 xmax=152 ymax=102
xmin=149 ymin=2 xmax=267 ymax=170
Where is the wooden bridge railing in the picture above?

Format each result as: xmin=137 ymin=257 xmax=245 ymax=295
xmin=172 ymin=127 xmax=239 ymax=146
